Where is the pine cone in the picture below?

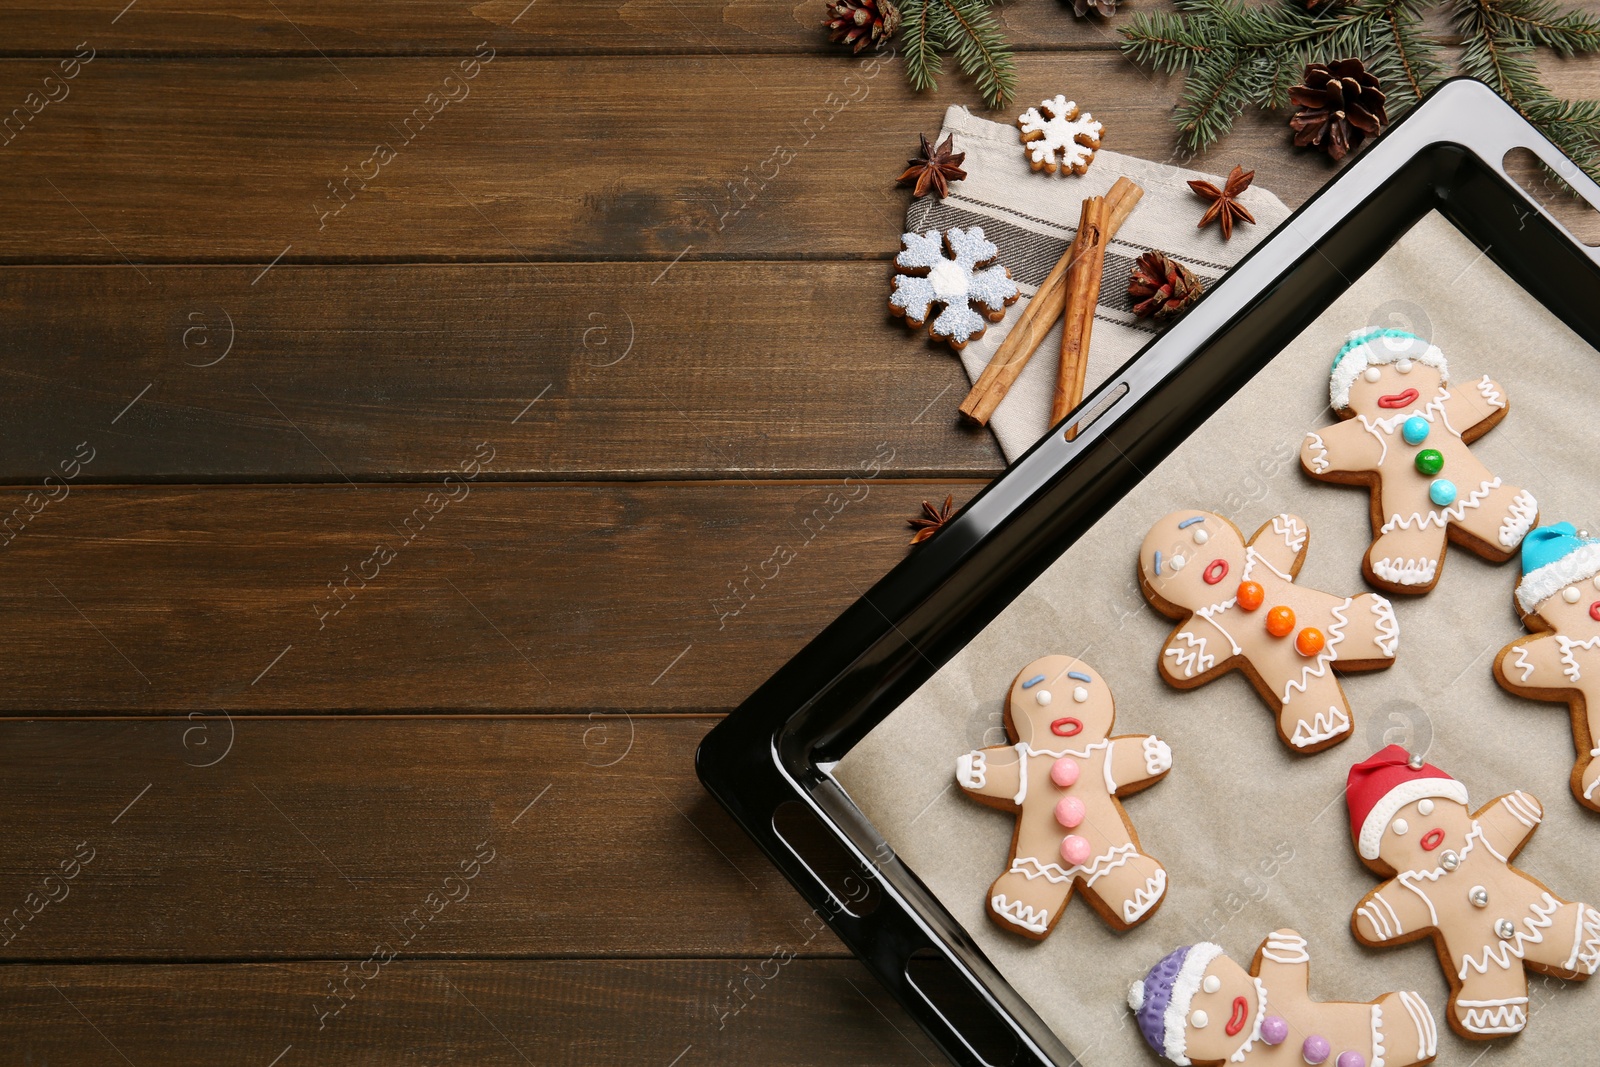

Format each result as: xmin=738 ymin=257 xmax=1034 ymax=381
xmin=1288 ymin=59 xmax=1388 ymax=161
xmin=823 ymin=0 xmax=900 ymax=53
xmin=1128 ymin=251 xmax=1203 ymax=321
xmin=1069 ymin=0 xmax=1118 ymax=17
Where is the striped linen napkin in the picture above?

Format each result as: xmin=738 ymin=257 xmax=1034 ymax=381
xmin=907 ymin=105 xmax=1291 ymax=461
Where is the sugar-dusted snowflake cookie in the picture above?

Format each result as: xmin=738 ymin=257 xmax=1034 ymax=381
xmin=1017 ymin=95 xmax=1103 ymax=175
xmin=889 ymin=227 xmax=1019 ymax=350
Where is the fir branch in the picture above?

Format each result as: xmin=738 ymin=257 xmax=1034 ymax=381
xmin=899 ymin=0 xmax=943 ymax=94
xmin=931 ymin=0 xmax=1017 ymax=107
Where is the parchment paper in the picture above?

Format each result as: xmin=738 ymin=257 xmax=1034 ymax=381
xmin=834 ymin=212 xmax=1600 ymax=1066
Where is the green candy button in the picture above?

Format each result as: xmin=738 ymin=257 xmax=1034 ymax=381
xmin=1415 ymin=449 xmax=1444 ymax=476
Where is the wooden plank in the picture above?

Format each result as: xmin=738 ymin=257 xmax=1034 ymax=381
xmin=0 ymin=55 xmax=1372 ymax=263
xmin=0 ymin=481 xmax=975 ymax=712
xmin=0 ymin=0 xmax=1167 ymax=56
xmin=0 ymin=718 xmax=857 ymax=959
xmin=0 ymin=263 xmax=1001 ymax=481
xmin=0 ymin=959 xmax=943 ymax=1064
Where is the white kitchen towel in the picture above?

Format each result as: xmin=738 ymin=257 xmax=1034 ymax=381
xmin=907 ymin=105 xmax=1291 ymax=461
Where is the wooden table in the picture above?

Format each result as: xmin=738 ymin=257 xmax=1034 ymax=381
xmin=1 ymin=3 xmax=1596 ymax=1063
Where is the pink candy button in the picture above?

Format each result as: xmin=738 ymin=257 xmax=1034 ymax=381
xmin=1054 ymin=796 xmax=1085 ymax=828
xmin=1050 ymin=757 xmax=1079 ymax=788
xmin=1060 ymin=834 xmax=1091 ymax=866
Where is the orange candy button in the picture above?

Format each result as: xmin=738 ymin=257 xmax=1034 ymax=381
xmin=1236 ymin=581 xmax=1265 ymax=612
xmin=1265 ymin=605 xmax=1296 ymax=638
xmin=1296 ymin=627 xmax=1326 ymax=656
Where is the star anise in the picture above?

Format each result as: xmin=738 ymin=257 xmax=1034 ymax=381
xmin=897 ymin=134 xmax=967 ymax=199
xmin=1187 ymin=165 xmax=1257 ymax=241
xmin=908 ymin=494 xmax=956 ymax=545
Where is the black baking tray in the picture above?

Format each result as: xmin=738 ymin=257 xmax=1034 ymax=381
xmin=696 ymin=79 xmax=1600 ymax=1067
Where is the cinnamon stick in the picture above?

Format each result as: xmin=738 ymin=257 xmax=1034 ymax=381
xmin=957 ymin=177 xmax=1143 ymax=426
xmin=1054 ymin=194 xmax=1111 ymax=428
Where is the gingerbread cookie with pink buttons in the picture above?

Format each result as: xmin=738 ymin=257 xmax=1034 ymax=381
xmin=1300 ymin=328 xmax=1538 ymax=595
xmin=955 ymin=655 xmax=1171 ymax=939
xmin=1347 ymin=746 xmax=1600 ymax=1040
xmin=1494 ymin=522 xmax=1600 ymax=811
xmin=1128 ymin=929 xmax=1438 ymax=1067
xmin=1138 ymin=510 xmax=1399 ymax=753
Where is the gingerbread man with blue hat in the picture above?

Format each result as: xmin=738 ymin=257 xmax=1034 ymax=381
xmin=1496 ymin=521 xmax=1600 ymax=811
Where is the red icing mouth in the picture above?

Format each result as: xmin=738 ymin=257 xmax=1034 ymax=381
xmin=1225 ymin=995 xmax=1248 ymax=1037
xmin=1050 ymin=717 xmax=1083 ymax=737
xmin=1378 ymin=389 xmax=1420 ymax=409
xmin=1590 ymin=601 xmax=1600 ymax=622
xmin=1203 ymin=559 xmax=1229 ymax=585
xmin=1421 ymin=828 xmax=1445 ymax=851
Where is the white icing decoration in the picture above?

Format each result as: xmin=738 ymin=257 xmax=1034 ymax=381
xmin=1291 ymin=706 xmax=1350 ymax=748
xmin=1397 ymin=990 xmax=1436 ymax=1059
xmin=1397 ymin=358 xmax=1413 ymax=373
xmin=889 ymin=227 xmax=1019 ymax=347
xmin=1370 ymin=595 xmax=1400 ymax=658
xmin=1458 ymin=999 xmax=1528 ymax=1035
xmin=1009 ymin=842 xmax=1136 ymax=886
xmin=1123 ymin=868 xmax=1165 ymax=923
xmin=1143 ymin=736 xmax=1172 ymax=776
xmin=1165 ymin=631 xmax=1216 ymax=678
xmin=1304 ymin=431 xmax=1330 ymax=474
xmin=1226 ymin=978 xmax=1268 ymax=1064
xmin=1503 ymin=790 xmax=1540 ymax=827
xmin=1193 ymin=528 xmax=1210 ymax=544
xmin=956 ymin=751 xmax=987 ymax=790
xmin=1499 ymin=489 xmax=1537 ymax=548
xmin=1517 ymin=540 xmax=1600 ymax=614
xmin=1170 ymin=553 xmax=1188 ymax=572
xmin=1035 ymin=689 xmax=1053 ymax=706
xmin=1370 ymin=1002 xmax=1385 ymax=1067
xmin=1364 ymin=366 xmax=1382 ymax=382
xmin=1161 ymin=942 xmax=1223 ymax=1066
xmin=1358 ymin=776 xmax=1470 ymax=860
xmin=1202 ymin=975 xmax=1221 ymax=994
xmin=1372 ymin=555 xmax=1437 ymax=587
xmin=990 ymin=893 xmax=1049 ymax=934
xmin=1380 ymin=475 xmax=1502 ymax=536
xmin=1574 ymin=904 xmax=1600 ymax=973
xmin=1557 ymin=635 xmax=1600 ymax=682
xmin=1016 ymin=95 xmax=1103 ymax=172
xmin=1190 ymin=1010 xmax=1209 ymax=1028
xmin=1072 ymin=686 xmax=1088 ymax=703
xmin=1392 ymin=817 xmax=1409 ymax=835
xmin=1282 ymin=596 xmax=1348 ymax=705
xmin=1476 ymin=373 xmax=1505 ymax=409
xmin=1512 ymin=645 xmax=1536 ymax=683
xmin=1128 ymin=980 xmax=1146 ymax=1012
xmin=1261 ymin=932 xmax=1309 ymax=964
xmin=1330 ymin=329 xmax=1447 ymax=410
xmin=1013 ymin=743 xmax=1029 ymax=804
xmin=1354 ymin=391 xmax=1462 ymax=467
xmin=1272 ymin=513 xmax=1308 ymax=553
xmin=1565 ymin=586 xmax=1583 ymax=604
xmin=1417 ymin=799 xmax=1434 ymax=815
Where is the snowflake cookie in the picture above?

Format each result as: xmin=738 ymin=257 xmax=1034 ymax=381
xmin=889 ymin=227 xmax=1019 ymax=350
xmin=1017 ymin=95 xmax=1104 ymax=175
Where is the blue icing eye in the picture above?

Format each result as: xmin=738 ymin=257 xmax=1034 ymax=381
xmin=1154 ymin=550 xmax=1163 ymax=576
xmin=1021 ymin=674 xmax=1046 ymax=689
xmin=1177 ymin=516 xmax=1204 ymax=529
xmin=1067 ymin=671 xmax=1091 ymax=683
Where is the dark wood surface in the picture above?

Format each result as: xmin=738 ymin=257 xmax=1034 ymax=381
xmin=3 ymin=3 xmax=1598 ymax=1062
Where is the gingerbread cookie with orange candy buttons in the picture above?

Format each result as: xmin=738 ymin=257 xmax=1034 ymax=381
xmin=1128 ymin=930 xmax=1438 ymax=1067
xmin=1347 ymin=746 xmax=1600 ymax=1040
xmin=1495 ymin=522 xmax=1600 ymax=811
xmin=1138 ymin=510 xmax=1399 ymax=753
xmin=955 ymin=656 xmax=1171 ymax=939
xmin=1300 ymin=329 xmax=1538 ymax=594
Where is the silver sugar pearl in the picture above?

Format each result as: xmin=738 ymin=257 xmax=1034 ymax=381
xmin=1469 ymin=886 xmax=1489 ymax=908
xmin=1496 ymin=919 xmax=1516 ymax=940
xmin=1407 ymin=752 xmax=1425 ymax=770
xmin=1440 ymin=850 xmax=1460 ymax=871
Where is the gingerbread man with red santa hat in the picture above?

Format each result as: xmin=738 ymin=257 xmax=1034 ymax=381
xmin=1346 ymin=745 xmax=1599 ymax=1040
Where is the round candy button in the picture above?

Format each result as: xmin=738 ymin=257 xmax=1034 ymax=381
xmin=1402 ymin=416 xmax=1430 ymax=445
xmin=1414 ymin=448 xmax=1444 ymax=475
xmin=1429 ymin=478 xmax=1458 ymax=507
xmin=1236 ymin=581 xmax=1265 ymax=612
xmin=1295 ymin=627 xmax=1325 ymax=657
xmin=1260 ymin=1016 xmax=1288 ymax=1046
xmin=1060 ymin=835 xmax=1091 ymax=866
xmin=1302 ymin=1035 xmax=1331 ymax=1065
xmin=1054 ymin=796 xmax=1085 ymax=829
xmin=1266 ymin=605 xmax=1296 ymax=638
xmin=1337 ymin=1053 xmax=1366 ymax=1067
xmin=1050 ymin=758 xmax=1079 ymax=788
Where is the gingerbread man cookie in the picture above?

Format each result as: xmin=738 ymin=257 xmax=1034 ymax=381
xmin=955 ymin=655 xmax=1170 ymax=939
xmin=1347 ymin=746 xmax=1600 ymax=1039
xmin=1495 ymin=522 xmax=1600 ymax=812
xmin=1129 ymin=930 xmax=1438 ymax=1067
xmin=1138 ymin=510 xmax=1399 ymax=753
xmin=1300 ymin=329 xmax=1537 ymax=594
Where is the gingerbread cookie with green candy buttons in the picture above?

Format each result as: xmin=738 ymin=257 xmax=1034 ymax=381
xmin=1347 ymin=746 xmax=1600 ymax=1040
xmin=955 ymin=655 xmax=1171 ymax=939
xmin=1138 ymin=511 xmax=1399 ymax=753
xmin=1128 ymin=930 xmax=1438 ymax=1067
xmin=1300 ymin=329 xmax=1538 ymax=594
xmin=1495 ymin=521 xmax=1600 ymax=811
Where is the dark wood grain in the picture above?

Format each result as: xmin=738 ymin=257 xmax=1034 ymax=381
xmin=0 ymin=263 xmax=1001 ymax=482
xmin=0 ymin=55 xmax=1380 ymax=264
xmin=0 ymin=717 xmax=868 ymax=959
xmin=0 ymin=481 xmax=976 ymax=712
xmin=1 ymin=959 xmax=943 ymax=1064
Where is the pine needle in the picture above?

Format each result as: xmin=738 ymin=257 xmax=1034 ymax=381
xmin=899 ymin=0 xmax=1015 ymax=108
